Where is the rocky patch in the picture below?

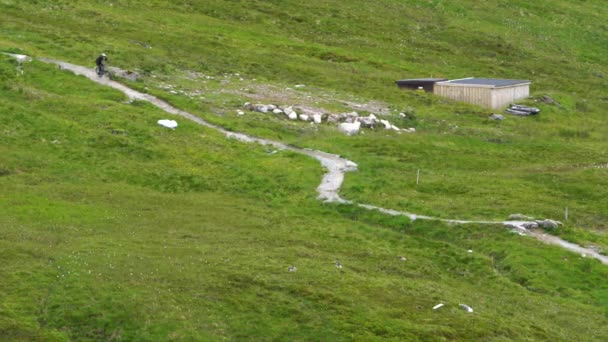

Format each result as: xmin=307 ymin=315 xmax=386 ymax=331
xmin=243 ymin=102 xmax=415 ymax=135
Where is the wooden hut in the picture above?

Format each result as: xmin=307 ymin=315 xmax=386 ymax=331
xmin=433 ymin=78 xmax=530 ymax=109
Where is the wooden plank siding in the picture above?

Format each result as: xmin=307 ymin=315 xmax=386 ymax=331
xmin=433 ymin=82 xmax=530 ymax=109
xmin=491 ymin=84 xmax=530 ymax=109
xmin=433 ymin=83 xmax=494 ymax=108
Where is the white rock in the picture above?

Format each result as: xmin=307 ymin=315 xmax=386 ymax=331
xmin=536 ymin=219 xmax=560 ymax=230
xmin=380 ymin=120 xmax=392 ymax=129
xmin=391 ymin=125 xmax=400 ymax=131
xmin=358 ymin=116 xmax=376 ymax=128
xmin=157 ymin=119 xmax=178 ymax=129
xmin=338 ymin=122 xmax=361 ymax=136
xmin=408 ymin=127 xmax=416 ymax=133
xmin=283 ymin=106 xmax=294 ymax=115
xmin=273 ymin=108 xmax=284 ymax=114
xmin=267 ymin=104 xmax=277 ymax=111
xmin=236 ymin=110 xmax=245 ymax=116
xmin=295 ymin=84 xmax=306 ymax=88
xmin=254 ymin=104 xmax=269 ymax=113
xmin=288 ymin=112 xmax=298 ymax=120
xmin=299 ymin=114 xmax=309 ymax=121
xmin=369 ymin=114 xmax=377 ymax=121
xmin=432 ymin=303 xmax=444 ymax=310
xmin=312 ymin=114 xmax=322 ymax=124
xmin=459 ymin=304 xmax=474 ymax=313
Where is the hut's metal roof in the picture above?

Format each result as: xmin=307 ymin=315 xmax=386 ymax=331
xmin=396 ymin=78 xmax=448 ymax=83
xmin=438 ymin=78 xmax=530 ymax=87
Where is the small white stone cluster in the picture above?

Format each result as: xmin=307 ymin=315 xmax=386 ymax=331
xmin=242 ymin=103 xmax=415 ymax=136
xmin=506 ymin=214 xmax=563 ymax=230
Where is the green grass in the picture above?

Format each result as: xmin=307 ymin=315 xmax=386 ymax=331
xmin=1 ymin=0 xmax=608 ymax=340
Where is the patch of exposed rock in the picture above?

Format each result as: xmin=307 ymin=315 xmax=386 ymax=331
xmin=107 ymin=67 xmax=140 ymax=81
xmin=243 ymin=103 xmax=416 ymax=136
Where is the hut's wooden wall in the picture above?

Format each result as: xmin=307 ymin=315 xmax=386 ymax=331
xmin=434 ymin=83 xmax=530 ymax=109
xmin=491 ymin=85 xmax=529 ymax=109
xmin=433 ymin=84 xmax=493 ymax=108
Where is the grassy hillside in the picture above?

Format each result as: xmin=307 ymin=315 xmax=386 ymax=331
xmin=1 ymin=0 xmax=608 ymax=340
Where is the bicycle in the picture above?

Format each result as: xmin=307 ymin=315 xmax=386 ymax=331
xmin=96 ymin=64 xmax=106 ymax=78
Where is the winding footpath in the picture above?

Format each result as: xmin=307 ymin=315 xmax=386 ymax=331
xmin=7 ymin=54 xmax=607 ymax=265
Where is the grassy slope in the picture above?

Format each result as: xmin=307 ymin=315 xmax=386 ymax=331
xmin=1 ymin=0 xmax=608 ymax=340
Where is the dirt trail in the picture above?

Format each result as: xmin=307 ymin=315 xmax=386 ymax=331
xmin=8 ymin=54 xmax=605 ymax=265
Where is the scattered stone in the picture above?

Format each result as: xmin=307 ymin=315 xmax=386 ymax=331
xmin=312 ymin=114 xmax=323 ymax=124
xmin=236 ymin=110 xmax=245 ymax=116
xmin=288 ymin=266 xmax=297 ymax=272
xmin=254 ymin=104 xmax=269 ymax=113
xmin=107 ymin=67 xmax=139 ymax=81
xmin=295 ymin=84 xmax=306 ymax=88
xmin=521 ymin=222 xmax=539 ymax=230
xmin=338 ymin=122 xmax=361 ymax=136
xmin=432 ymin=303 xmax=444 ymax=310
xmin=459 ymin=304 xmax=474 ymax=313
xmin=380 ymin=120 xmax=392 ymax=129
xmin=282 ymin=106 xmax=298 ymax=120
xmin=236 ymin=101 xmax=409 ymax=134
xmin=335 ymin=261 xmax=343 ymax=269
xmin=467 ymin=250 xmax=473 ymax=253
xmin=536 ymin=219 xmax=560 ymax=230
xmin=157 ymin=119 xmax=178 ymax=129
xmin=489 ymin=114 xmax=505 ymax=121
xmin=358 ymin=115 xmax=377 ymax=128
xmin=283 ymin=106 xmax=294 ymax=115
xmin=341 ymin=111 xmax=359 ymax=123
xmin=399 ymin=256 xmax=407 ymax=261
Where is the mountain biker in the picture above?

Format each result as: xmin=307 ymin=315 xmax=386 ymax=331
xmin=95 ymin=53 xmax=108 ymax=76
